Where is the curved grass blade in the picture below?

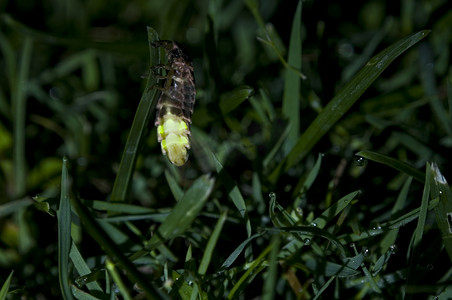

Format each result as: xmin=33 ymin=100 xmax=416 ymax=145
xmin=227 ymin=244 xmax=272 ymax=299
xmin=211 ymin=152 xmax=252 ymax=239
xmin=261 ymin=234 xmax=280 ymax=300
xmin=69 ymin=242 xmax=103 ymax=293
xmin=71 ymin=196 xmax=164 ymax=299
xmin=198 ymin=211 xmax=228 ymax=276
xmin=110 ymin=27 xmax=160 ymax=202
xmin=269 ymin=226 xmax=349 ymax=257
xmin=219 ymin=86 xmax=254 ymax=115
xmin=145 ymin=175 xmax=215 ymax=250
xmin=429 ymin=163 xmax=452 ymax=261
xmin=269 ymin=30 xmax=430 ymax=183
xmin=0 ymin=270 xmax=14 ymax=300
xmin=282 ymin=0 xmax=302 ymax=153
xmin=58 ymin=157 xmax=73 ymax=300
xmin=355 ymin=150 xmax=425 ymax=183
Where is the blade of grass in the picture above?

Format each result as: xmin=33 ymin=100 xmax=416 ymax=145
xmin=13 ymin=35 xmax=33 ymax=197
xmin=211 ymin=152 xmax=253 ymax=258
xmin=406 ymin=163 xmax=431 ymax=287
xmin=144 ymin=175 xmax=215 ymax=250
xmin=71 ymin=195 xmax=165 ymax=299
xmin=69 ymin=242 xmax=103 ymax=293
xmin=58 ymin=157 xmax=73 ymax=300
xmin=164 ymin=170 xmax=183 ymax=202
xmin=355 ymin=150 xmax=425 ymax=183
xmin=219 ymin=86 xmax=254 ymax=115
xmin=106 ymin=258 xmax=132 ymax=300
xmin=219 ymin=233 xmax=264 ymax=271
xmin=245 ymin=0 xmax=305 ymax=80
xmin=198 ymin=211 xmax=227 ymax=275
xmin=0 ymin=270 xmax=14 ymax=300
xmin=227 ymin=244 xmax=272 ymax=299
xmin=110 ymin=27 xmax=160 ymax=202
xmin=429 ymin=163 xmax=452 ymax=261
xmin=269 ymin=30 xmax=430 ymax=183
xmin=261 ymin=234 xmax=280 ymax=300
xmin=282 ymin=0 xmax=302 ymax=153
xmin=312 ymin=276 xmax=335 ymax=300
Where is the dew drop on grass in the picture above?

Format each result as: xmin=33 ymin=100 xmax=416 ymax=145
xmin=304 ymin=238 xmax=311 ymax=245
xmin=363 ymin=248 xmax=370 ymax=256
xmin=310 ymin=223 xmax=317 ymax=227
xmin=427 ymin=264 xmax=434 ymax=270
xmin=353 ymin=155 xmax=367 ymax=167
xmin=389 ymin=244 xmax=398 ymax=254
xmin=268 ymin=192 xmax=276 ymax=200
xmin=349 ymin=243 xmax=356 ymax=249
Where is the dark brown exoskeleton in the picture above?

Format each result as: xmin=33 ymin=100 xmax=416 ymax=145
xmin=152 ymin=40 xmax=196 ymax=166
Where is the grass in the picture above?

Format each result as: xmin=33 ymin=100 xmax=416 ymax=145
xmin=1 ymin=0 xmax=452 ymax=299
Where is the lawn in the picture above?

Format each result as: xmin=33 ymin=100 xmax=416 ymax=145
xmin=1 ymin=0 xmax=452 ymax=299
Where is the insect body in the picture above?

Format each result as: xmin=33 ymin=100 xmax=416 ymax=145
xmin=152 ymin=40 xmax=196 ymax=166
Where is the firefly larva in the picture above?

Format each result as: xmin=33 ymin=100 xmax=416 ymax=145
xmin=152 ymin=40 xmax=196 ymax=166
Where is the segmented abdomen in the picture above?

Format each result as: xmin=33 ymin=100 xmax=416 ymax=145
xmin=153 ymin=40 xmax=196 ymax=166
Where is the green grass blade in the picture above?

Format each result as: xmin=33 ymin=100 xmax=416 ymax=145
xmin=165 ymin=170 xmax=183 ymax=202
xmin=413 ymin=164 xmax=431 ymax=250
xmin=311 ymin=190 xmax=359 ymax=229
xmin=71 ymin=196 xmax=164 ymax=299
xmin=282 ymin=0 xmax=302 ymax=152
xmin=0 ymin=198 xmax=33 ymax=218
xmin=106 ymin=258 xmax=132 ymax=300
xmin=269 ymin=30 xmax=430 ymax=183
xmin=70 ymin=286 xmax=103 ymax=300
xmin=379 ymin=177 xmax=412 ymax=252
xmin=219 ymin=86 xmax=254 ymax=115
xmin=146 ymin=175 xmax=215 ymax=250
xmin=227 ymin=245 xmax=272 ymax=299
xmin=69 ymin=242 xmax=103 ymax=293
xmin=211 ymin=153 xmax=252 ymax=239
xmin=429 ymin=163 xmax=452 ymax=261
xmin=261 ymin=234 xmax=280 ymax=300
xmin=13 ymin=36 xmax=33 ymax=197
xmin=58 ymin=157 xmax=73 ymax=300
xmin=198 ymin=211 xmax=227 ymax=275
xmin=355 ymin=150 xmax=425 ymax=183
xmin=110 ymin=26 xmax=160 ymax=202
xmin=312 ymin=276 xmax=335 ymax=300
xmin=219 ymin=233 xmax=264 ymax=271
xmin=0 ymin=270 xmax=14 ymax=300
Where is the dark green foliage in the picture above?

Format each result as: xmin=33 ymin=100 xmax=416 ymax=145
xmin=1 ymin=0 xmax=452 ymax=299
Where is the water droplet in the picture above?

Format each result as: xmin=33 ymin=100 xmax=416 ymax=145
xmin=349 ymin=243 xmax=356 ymax=248
xmin=268 ymin=192 xmax=276 ymax=200
xmin=389 ymin=244 xmax=397 ymax=254
xmin=304 ymin=238 xmax=311 ymax=245
xmin=363 ymin=248 xmax=370 ymax=256
xmin=310 ymin=223 xmax=317 ymax=227
xmin=353 ymin=155 xmax=367 ymax=167
xmin=427 ymin=264 xmax=434 ymax=270
xmin=344 ymin=198 xmax=350 ymax=204
xmin=188 ymin=281 xmax=193 ymax=286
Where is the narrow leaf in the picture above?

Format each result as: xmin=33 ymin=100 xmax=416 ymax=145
xmin=58 ymin=157 xmax=73 ymax=300
xmin=110 ymin=27 xmax=160 ymax=202
xmin=355 ymin=150 xmax=425 ymax=183
xmin=269 ymin=30 xmax=430 ymax=183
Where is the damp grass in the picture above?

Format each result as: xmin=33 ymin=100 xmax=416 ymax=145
xmin=1 ymin=0 xmax=452 ymax=299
